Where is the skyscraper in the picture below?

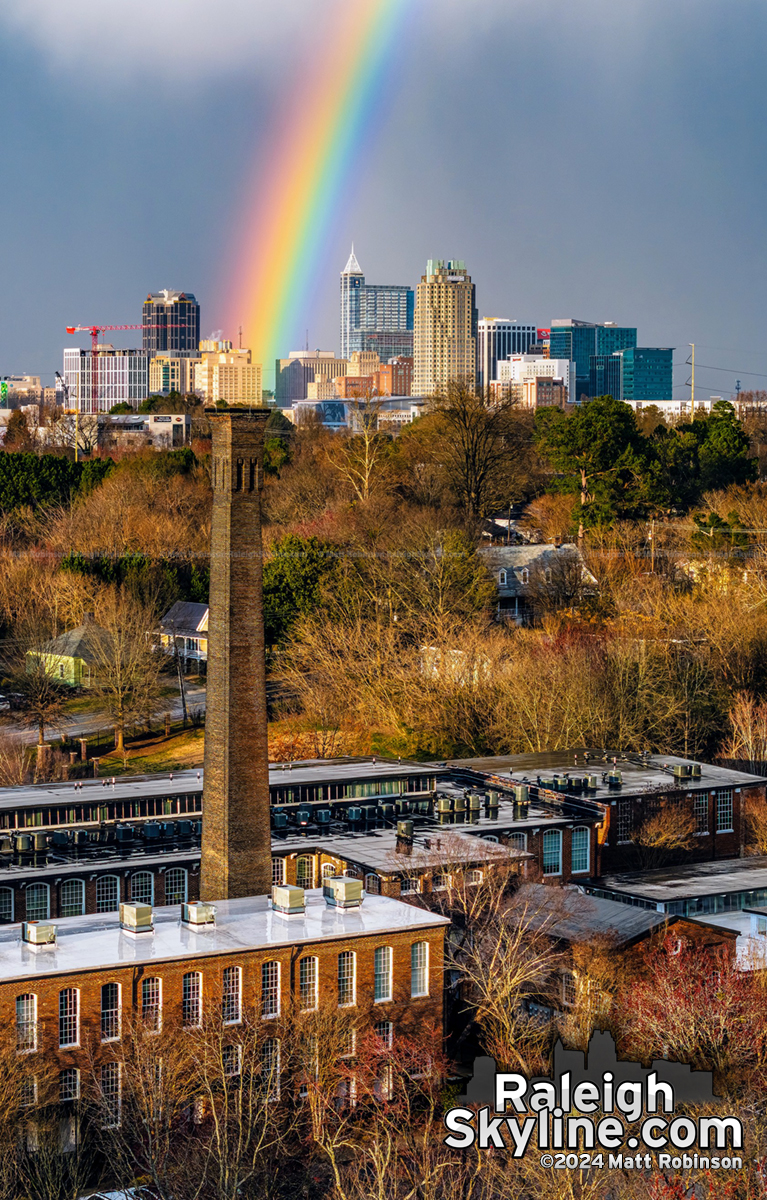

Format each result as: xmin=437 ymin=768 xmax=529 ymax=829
xmin=143 ymin=290 xmax=201 ymax=354
xmin=589 ymin=348 xmax=673 ymax=405
xmin=477 ymin=319 xmax=537 ymax=388
xmin=339 ymin=247 xmax=414 ymax=362
xmin=549 ymin=319 xmax=637 ymax=402
xmin=413 ymin=259 xmax=477 ymax=395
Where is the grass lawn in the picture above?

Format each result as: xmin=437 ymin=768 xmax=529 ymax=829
xmin=98 ymin=727 xmax=205 ymax=776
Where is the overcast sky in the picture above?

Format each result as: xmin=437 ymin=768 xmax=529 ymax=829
xmin=1 ymin=0 xmax=765 ymax=398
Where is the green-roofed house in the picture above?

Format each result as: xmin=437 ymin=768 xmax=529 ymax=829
xmin=26 ymin=615 xmax=111 ymax=688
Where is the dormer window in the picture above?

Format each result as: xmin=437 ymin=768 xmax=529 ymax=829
xmin=498 ymin=569 xmax=507 ymax=586
xmin=520 ymin=568 xmax=529 ymax=584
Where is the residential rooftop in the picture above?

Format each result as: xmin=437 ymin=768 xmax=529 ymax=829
xmin=0 ymin=890 xmax=449 ymax=985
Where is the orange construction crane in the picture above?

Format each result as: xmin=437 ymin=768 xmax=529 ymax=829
xmin=65 ymin=323 xmax=185 ymax=413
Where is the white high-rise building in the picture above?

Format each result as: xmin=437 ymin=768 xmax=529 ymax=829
xmin=477 ymin=320 xmax=537 ymax=388
xmin=62 ymin=347 xmax=149 ymax=413
xmin=413 ymin=259 xmax=477 ymax=395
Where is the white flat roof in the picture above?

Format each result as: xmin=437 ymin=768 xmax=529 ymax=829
xmin=0 ymin=891 xmax=449 ymax=985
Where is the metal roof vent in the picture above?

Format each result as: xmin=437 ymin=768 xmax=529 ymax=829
xmin=324 ymin=876 xmax=364 ymax=909
xmin=271 ymin=885 xmax=305 ymax=915
xmin=182 ymin=902 xmax=216 ymax=928
xmin=120 ymin=903 xmax=154 ymax=935
xmin=22 ymin=921 xmax=57 ymax=948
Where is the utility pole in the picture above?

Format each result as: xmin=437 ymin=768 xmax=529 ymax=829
xmin=689 ymin=342 xmax=695 ymax=409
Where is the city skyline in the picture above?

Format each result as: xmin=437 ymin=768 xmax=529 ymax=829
xmin=2 ymin=0 xmax=767 ymax=400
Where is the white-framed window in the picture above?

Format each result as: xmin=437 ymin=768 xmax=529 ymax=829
xmin=542 ymin=829 xmax=562 ymax=876
xmin=616 ymin=801 xmax=632 ymax=843
xmin=299 ymin=956 xmax=318 ymax=1011
xmin=296 ymin=856 xmax=313 ymax=889
xmin=222 ymin=1044 xmax=242 ymax=1078
xmin=222 ymin=966 xmax=242 ymax=1024
xmin=60 ymin=878 xmax=85 ymax=918
xmin=520 ymin=568 xmax=529 ymax=584
xmin=338 ymin=951 xmax=356 ymax=1007
xmin=498 ymin=569 xmax=507 ymax=586
xmin=100 ymin=1062 xmax=121 ymax=1128
xmin=0 ymin=887 xmax=12 ymax=924
xmin=467 ymin=868 xmax=483 ymax=885
xmin=96 ymin=875 xmax=119 ymax=913
xmin=59 ymin=988 xmax=79 ymax=1048
xmin=432 ymin=873 xmax=448 ymax=892
xmin=261 ymin=1037 xmax=281 ymax=1099
xmin=26 ymin=883 xmax=49 ymax=922
xmin=182 ymin=972 xmax=202 ymax=1028
xmin=365 ymin=873 xmax=380 ymax=894
xmin=571 ymin=827 xmax=590 ymax=874
xmin=131 ymin=872 xmax=153 ymax=906
xmin=340 ymin=1029 xmax=356 ymax=1058
xmin=271 ymin=857 xmax=285 ymax=886
xmin=716 ymin=789 xmax=733 ymax=833
xmin=101 ymin=982 xmax=121 ymax=1042
xmin=21 ymin=1076 xmax=37 ymax=1108
xmin=261 ymin=960 xmax=280 ymax=1018
xmin=400 ymin=876 xmax=419 ymax=894
xmin=411 ymin=942 xmax=429 ymax=997
xmin=164 ymin=867 xmax=187 ymax=906
xmin=141 ymin=977 xmax=162 ymax=1033
xmin=16 ymin=993 xmax=37 ymax=1052
xmin=561 ymin=972 xmax=576 ymax=1007
xmin=694 ymin=794 xmax=709 ymax=834
xmin=59 ymin=1067 xmax=80 ymax=1102
xmin=374 ymin=946 xmax=392 ymax=1003
xmin=374 ymin=1020 xmax=393 ymax=1050
xmin=321 ymin=862 xmax=335 ymax=880
xmin=508 ymin=832 xmax=527 ymax=853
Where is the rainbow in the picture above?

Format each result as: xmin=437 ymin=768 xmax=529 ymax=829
xmin=225 ymin=0 xmax=412 ymax=386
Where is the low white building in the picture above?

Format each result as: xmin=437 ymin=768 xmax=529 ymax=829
xmin=495 ymin=355 xmax=574 ymax=406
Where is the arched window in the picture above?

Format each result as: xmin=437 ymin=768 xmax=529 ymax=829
xmin=467 ymin=868 xmax=483 ymax=885
xmin=508 ymin=832 xmax=527 ymax=852
xmin=141 ymin=977 xmax=162 ymax=1033
xmin=101 ymin=982 xmax=121 ymax=1042
xmin=374 ymin=946 xmax=393 ymax=1003
xmin=96 ymin=876 xmax=119 ymax=913
xmin=164 ymin=868 xmax=187 ymax=906
xmin=571 ymin=827 xmax=590 ymax=873
xmin=0 ymin=887 xmax=13 ymax=923
xmin=520 ymin=568 xmax=529 ymax=585
xmin=321 ymin=863 xmax=335 ymax=880
xmin=337 ymin=951 xmax=356 ymax=1007
xmin=544 ymin=567 xmax=553 ymax=584
xmin=131 ymin=872 xmax=153 ymax=906
xmin=16 ymin=994 xmax=37 ymax=1052
xmin=222 ymin=966 xmax=242 ymax=1024
xmin=299 ymin=957 xmax=318 ymax=1011
xmin=59 ymin=988 xmax=79 ymax=1048
xmin=411 ymin=942 xmax=429 ymax=998
xmin=499 ymin=569 xmax=508 ymax=586
xmin=271 ymin=857 xmax=285 ymax=886
xmin=542 ymin=829 xmax=563 ymax=875
xmin=100 ymin=1063 xmax=121 ymax=1129
xmin=26 ymin=883 xmax=49 ymax=922
xmin=261 ymin=961 xmax=280 ymax=1018
xmin=182 ymin=972 xmax=202 ymax=1028
xmin=60 ymin=879 xmax=84 ymax=918
xmin=365 ymin=873 xmax=380 ymax=895
xmin=296 ymin=856 xmax=313 ymax=889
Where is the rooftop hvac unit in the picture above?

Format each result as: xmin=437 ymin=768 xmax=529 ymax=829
xmin=32 ymin=832 xmax=48 ymax=852
xmin=317 ymin=809 xmax=332 ymax=825
xmin=22 ymin=921 xmax=56 ymax=946
xmin=538 ymin=777 xmax=555 ymax=790
xmin=397 ymin=798 xmax=411 ymax=813
xmin=143 ymin=822 xmax=160 ymax=839
xmin=271 ymin=885 xmax=305 ymax=915
xmin=273 ymin=812 xmax=289 ymax=829
xmin=436 ymin=797 xmax=452 ymax=814
xmin=554 ymin=774 xmax=569 ymax=790
xmin=120 ymin=903 xmax=154 ymax=934
xmin=673 ymin=764 xmax=692 ymax=780
xmin=486 ymin=791 xmax=500 ymax=809
xmin=297 ymin=808 xmax=312 ymax=826
xmin=690 ymin=763 xmax=702 ymax=778
xmin=607 ymin=770 xmax=622 ymax=787
xmin=585 ymin=774 xmax=599 ymax=790
xmin=453 ymin=794 xmax=466 ymax=812
xmin=397 ymin=819 xmax=414 ymax=840
xmin=182 ymin=901 xmax=216 ymax=927
xmin=0 ymin=835 xmax=13 ymax=854
xmin=115 ymin=825 xmax=134 ymax=843
xmin=323 ymin=876 xmax=364 ymax=909
xmin=514 ymin=785 xmax=529 ymax=803
xmin=176 ymin=820 xmax=193 ymax=837
xmin=72 ymin=829 xmax=88 ymax=845
xmin=468 ymin=794 xmax=481 ymax=811
xmin=381 ymin=803 xmax=396 ymax=819
xmin=347 ymin=807 xmax=363 ymax=822
xmin=361 ymin=805 xmax=378 ymax=822
xmin=14 ymin=834 xmax=32 ymax=853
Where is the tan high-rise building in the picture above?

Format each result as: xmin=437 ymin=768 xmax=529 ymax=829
xmin=413 ymin=259 xmax=477 ymax=395
xmin=194 ymin=348 xmax=263 ymax=406
xmin=347 ymin=350 xmax=380 ymax=377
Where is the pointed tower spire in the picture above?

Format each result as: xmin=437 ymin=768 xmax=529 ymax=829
xmin=342 ymin=243 xmax=363 ymax=275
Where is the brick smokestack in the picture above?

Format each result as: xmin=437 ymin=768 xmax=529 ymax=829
xmin=200 ymin=408 xmax=272 ymax=900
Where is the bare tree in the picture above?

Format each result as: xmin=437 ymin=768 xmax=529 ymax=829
xmin=427 ymin=382 xmax=519 ymax=520
xmin=326 ymin=395 xmax=396 ymax=503
xmin=89 ymin=589 xmax=164 ymax=758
